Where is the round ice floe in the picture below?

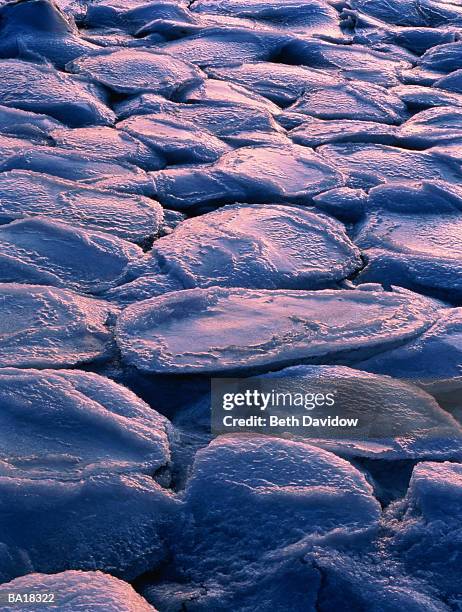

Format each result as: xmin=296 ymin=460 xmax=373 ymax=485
xmin=0 ymin=59 xmax=114 ymax=126
xmin=151 ymin=144 xmax=344 ymax=209
xmin=0 ymin=571 xmax=156 ymax=611
xmin=0 ymin=368 xmax=177 ymax=582
xmin=68 ymin=48 xmax=204 ymax=96
xmin=262 ymin=365 xmax=462 ymax=461
xmin=0 ymin=284 xmax=117 ymax=368
xmin=398 ymin=106 xmax=462 ymax=147
xmin=181 ymin=436 xmax=380 ymax=570
xmin=118 ymin=113 xmax=229 ymax=164
xmin=0 ymin=170 xmax=163 ymax=244
xmin=147 ymin=204 xmax=362 ymax=290
xmin=354 ymin=208 xmax=462 ymax=301
xmin=0 ymin=218 xmax=143 ymax=294
xmin=50 ymin=126 xmax=164 ymax=170
xmin=116 ymin=287 xmax=438 ymax=374
xmin=0 ymin=368 xmax=171 ymax=479
xmin=318 ymin=143 xmax=462 ymax=189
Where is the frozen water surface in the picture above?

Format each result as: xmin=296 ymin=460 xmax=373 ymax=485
xmin=0 ymin=571 xmax=156 ymax=611
xmin=0 ymin=170 xmax=163 ymax=243
xmin=0 ymin=284 xmax=117 ymax=368
xmin=143 ymin=203 xmax=362 ymax=290
xmin=0 ymin=218 xmax=143 ymax=293
xmin=1 ymin=0 xmax=462 ymax=606
xmin=151 ymin=144 xmax=344 ymax=209
xmin=116 ymin=286 xmax=438 ymax=374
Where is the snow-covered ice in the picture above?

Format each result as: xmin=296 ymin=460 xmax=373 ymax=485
xmin=146 ymin=435 xmax=380 ymax=610
xmin=0 ymin=218 xmax=143 ymax=293
xmin=0 ymin=59 xmax=115 ymax=126
xmin=118 ymin=113 xmax=229 ymax=164
xmin=49 ymin=125 xmax=165 ymax=170
xmin=0 ymin=368 xmax=171 ymax=479
xmin=151 ymin=144 xmax=344 ymax=209
xmin=263 ymin=365 xmax=462 ymax=461
xmin=1 ymin=0 xmax=462 ymax=606
xmin=318 ymin=143 xmax=462 ymax=188
xmin=140 ymin=203 xmax=362 ymax=291
xmin=0 ymin=0 xmax=98 ymax=68
xmin=0 ymin=284 xmax=117 ymax=368
xmin=116 ymin=286 xmax=438 ymax=374
xmin=0 ymin=147 xmax=156 ymax=195
xmin=68 ymin=48 xmax=205 ymax=96
xmin=355 ymin=206 xmax=462 ymax=301
xmin=0 ymin=571 xmax=156 ymax=611
xmin=207 ymin=61 xmax=343 ymax=106
xmin=0 ymin=170 xmax=163 ymax=243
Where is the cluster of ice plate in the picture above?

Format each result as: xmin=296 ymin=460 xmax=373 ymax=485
xmin=0 ymin=0 xmax=462 ymax=609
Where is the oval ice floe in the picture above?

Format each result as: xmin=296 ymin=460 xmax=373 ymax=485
xmin=318 ymin=143 xmax=462 ymax=189
xmin=0 ymin=170 xmax=163 ymax=243
xmin=0 ymin=217 xmax=143 ymax=294
xmin=145 ymin=203 xmax=362 ymax=290
xmin=0 ymin=59 xmax=115 ymax=126
xmin=0 ymin=284 xmax=117 ymax=368
xmin=0 ymin=572 xmax=156 ymax=612
xmin=68 ymin=48 xmax=205 ymax=96
xmin=280 ymin=82 xmax=408 ymax=126
xmin=50 ymin=125 xmax=165 ymax=170
xmin=0 ymin=147 xmax=155 ymax=195
xmin=151 ymin=144 xmax=344 ymax=209
xmin=206 ymin=61 xmax=343 ymax=106
xmin=116 ymin=286 xmax=439 ymax=374
xmin=117 ymin=113 xmax=229 ymax=165
xmin=0 ymin=368 xmax=171 ymax=480
xmin=261 ymin=365 xmax=462 ymax=461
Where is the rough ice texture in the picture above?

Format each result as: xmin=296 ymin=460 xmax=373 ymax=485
xmin=263 ymin=365 xmax=462 ymax=461
xmin=0 ymin=571 xmax=156 ymax=611
xmin=141 ymin=203 xmax=362 ymax=291
xmin=385 ymin=461 xmax=462 ymax=603
xmin=207 ymin=62 xmax=343 ymax=106
xmin=0 ymin=284 xmax=116 ymax=368
xmin=147 ymin=435 xmax=380 ymax=610
xmin=0 ymin=0 xmax=98 ymax=68
xmin=68 ymin=48 xmax=205 ymax=96
xmin=0 ymin=368 xmax=171 ymax=480
xmin=318 ymin=143 xmax=462 ymax=189
xmin=355 ymin=207 xmax=462 ymax=301
xmin=2 ymin=0 xmax=462 ymax=606
xmin=49 ymin=125 xmax=164 ymax=170
xmin=280 ymin=81 xmax=408 ymax=125
xmin=116 ymin=286 xmax=438 ymax=374
xmin=0 ymin=147 xmax=156 ymax=195
xmin=0 ymin=470 xmax=178 ymax=582
xmin=0 ymin=59 xmax=114 ymax=126
xmin=0 ymin=218 xmax=143 ymax=294
xmin=117 ymin=113 xmax=230 ymax=164
xmin=151 ymin=144 xmax=344 ymax=209
xmin=0 ymin=170 xmax=163 ymax=243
